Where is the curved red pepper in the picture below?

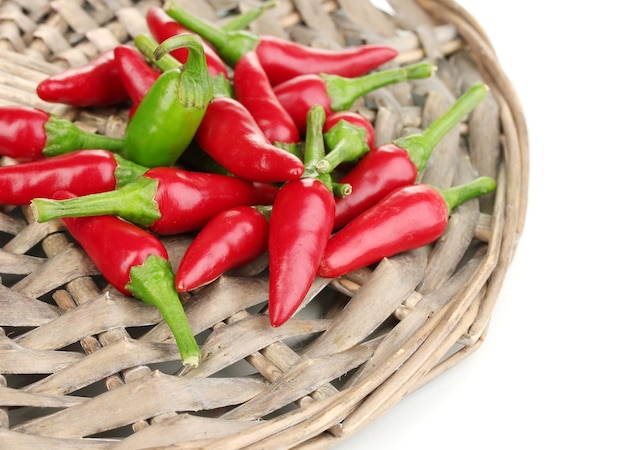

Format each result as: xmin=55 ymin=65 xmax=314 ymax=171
xmin=267 ymin=105 xmax=335 ymax=327
xmin=332 ymin=82 xmax=490 ymax=229
xmin=318 ymin=177 xmax=497 ymax=278
xmin=31 ymin=167 xmax=278 ymax=236
xmin=0 ymin=105 xmax=124 ymax=161
xmin=145 ymin=6 xmax=228 ymax=78
xmin=233 ymin=51 xmax=300 ymax=154
xmin=164 ymin=1 xmax=398 ymax=85
xmin=114 ymin=45 xmax=160 ymax=116
xmin=55 ymin=191 xmax=200 ymax=366
xmin=273 ymin=62 xmax=433 ymax=133
xmin=36 ymin=49 xmax=130 ymax=107
xmin=175 ymin=205 xmax=269 ymax=292
xmin=194 ymin=97 xmax=304 ymax=183
xmin=0 ymin=149 xmax=146 ymax=205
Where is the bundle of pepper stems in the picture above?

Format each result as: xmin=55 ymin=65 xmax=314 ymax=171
xmin=0 ymin=1 xmax=496 ymax=367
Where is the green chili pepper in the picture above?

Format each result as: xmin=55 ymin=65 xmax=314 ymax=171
xmin=122 ymin=34 xmax=212 ymax=168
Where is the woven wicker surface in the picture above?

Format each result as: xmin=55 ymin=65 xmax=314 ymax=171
xmin=0 ymin=0 xmax=528 ymax=448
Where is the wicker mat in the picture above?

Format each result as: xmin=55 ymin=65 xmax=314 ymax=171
xmin=0 ymin=0 xmax=528 ymax=448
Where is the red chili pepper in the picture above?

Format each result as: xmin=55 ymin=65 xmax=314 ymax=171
xmin=318 ymin=177 xmax=497 ymax=279
xmin=113 ymin=45 xmax=160 ymax=116
xmin=164 ymin=1 xmax=399 ymax=85
xmin=332 ymin=83 xmax=489 ymax=229
xmin=0 ymin=105 xmax=124 ymax=161
xmin=194 ymin=97 xmax=305 ymax=183
xmin=233 ymin=51 xmax=301 ymax=155
xmin=175 ymin=205 xmax=269 ymax=292
xmin=54 ymin=191 xmax=200 ymax=366
xmin=273 ymin=61 xmax=433 ymax=133
xmin=31 ymin=167 xmax=278 ymax=235
xmin=0 ymin=149 xmax=146 ymax=205
xmin=145 ymin=6 xmax=229 ymax=78
xmin=36 ymin=49 xmax=130 ymax=107
xmin=268 ymin=105 xmax=335 ymax=327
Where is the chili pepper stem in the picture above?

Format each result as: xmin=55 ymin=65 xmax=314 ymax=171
xmin=31 ymin=177 xmax=161 ymax=227
xmin=321 ymin=61 xmax=434 ymax=112
xmin=439 ymin=176 xmax=497 ymax=212
xmin=134 ymin=34 xmax=180 ymax=72
xmin=394 ymin=82 xmax=489 ymax=173
xmin=221 ymin=0 xmax=279 ymax=31
xmin=316 ymin=120 xmax=369 ymax=174
xmin=164 ymin=0 xmax=257 ymax=66
xmin=112 ymin=155 xmax=149 ymax=187
xmin=302 ymin=105 xmax=333 ymax=189
xmin=43 ymin=116 xmax=124 ymax=157
xmin=154 ymin=34 xmax=212 ymax=109
xmin=126 ymin=254 xmax=200 ymax=367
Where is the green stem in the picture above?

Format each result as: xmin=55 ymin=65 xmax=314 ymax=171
xmin=112 ymin=154 xmax=149 ymax=188
xmin=322 ymin=61 xmax=434 ymax=112
xmin=42 ymin=116 xmax=124 ymax=157
xmin=126 ymin=254 xmax=200 ymax=367
xmin=134 ymin=34 xmax=180 ymax=72
xmin=221 ymin=0 xmax=279 ymax=31
xmin=439 ymin=176 xmax=497 ymax=212
xmin=155 ymin=34 xmax=212 ymax=109
xmin=31 ymin=177 xmax=161 ymax=228
xmin=394 ymin=82 xmax=489 ymax=173
xmin=316 ymin=120 xmax=369 ymax=174
xmin=302 ymin=105 xmax=327 ymax=179
xmin=164 ymin=0 xmax=259 ymax=66
xmin=332 ymin=182 xmax=352 ymax=198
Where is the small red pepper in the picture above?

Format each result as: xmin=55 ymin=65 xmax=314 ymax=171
xmin=36 ymin=49 xmax=130 ymax=107
xmin=54 ymin=191 xmax=200 ymax=366
xmin=0 ymin=149 xmax=146 ymax=205
xmin=175 ymin=205 xmax=269 ymax=292
xmin=194 ymin=96 xmax=305 ymax=183
xmin=31 ymin=167 xmax=278 ymax=235
xmin=164 ymin=1 xmax=399 ymax=85
xmin=145 ymin=6 xmax=229 ymax=78
xmin=273 ymin=61 xmax=434 ymax=133
xmin=268 ymin=105 xmax=335 ymax=327
xmin=332 ymin=82 xmax=489 ymax=229
xmin=0 ymin=105 xmax=124 ymax=161
xmin=233 ymin=51 xmax=301 ymax=156
xmin=318 ymin=177 xmax=497 ymax=279
xmin=113 ymin=45 xmax=161 ymax=116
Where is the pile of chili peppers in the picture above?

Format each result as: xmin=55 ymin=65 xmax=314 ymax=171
xmin=1 ymin=2 xmax=497 ymax=366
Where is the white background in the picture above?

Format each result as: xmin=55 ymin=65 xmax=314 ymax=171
xmin=338 ymin=1 xmax=626 ymax=449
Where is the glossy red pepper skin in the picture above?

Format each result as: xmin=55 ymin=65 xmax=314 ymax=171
xmin=32 ymin=167 xmax=278 ymax=236
xmin=164 ymin=1 xmax=398 ymax=85
xmin=55 ymin=191 xmax=200 ymax=366
xmin=332 ymin=144 xmax=417 ymax=229
xmin=233 ymin=51 xmax=300 ymax=150
xmin=255 ymin=36 xmax=398 ymax=86
xmin=0 ymin=149 xmax=146 ymax=205
xmin=114 ymin=45 xmax=160 ymax=115
xmin=268 ymin=177 xmax=335 ymax=327
xmin=0 ymin=105 xmax=48 ymax=161
xmin=146 ymin=6 xmax=228 ymax=78
xmin=195 ymin=97 xmax=304 ymax=183
xmin=320 ymin=184 xmax=447 ymax=278
xmin=319 ymin=177 xmax=497 ymax=278
xmin=36 ymin=49 xmax=130 ymax=107
xmin=175 ymin=205 xmax=269 ymax=292
xmin=0 ymin=105 xmax=124 ymax=161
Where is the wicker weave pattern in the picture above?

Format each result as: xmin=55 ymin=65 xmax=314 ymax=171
xmin=0 ymin=0 xmax=528 ymax=448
